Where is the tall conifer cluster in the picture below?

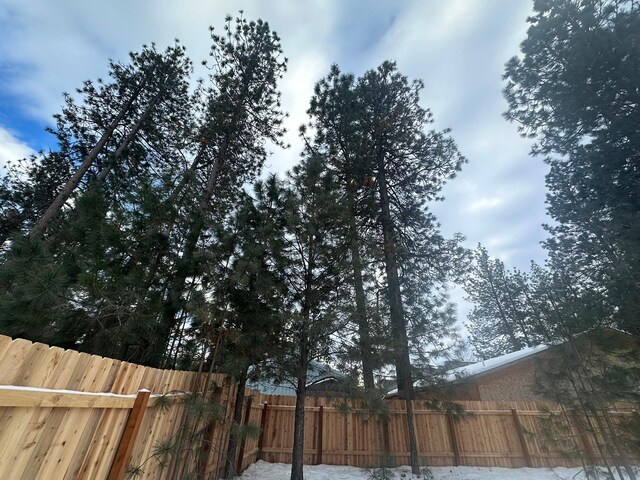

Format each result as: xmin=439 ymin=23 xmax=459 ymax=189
xmin=0 ymin=13 xmax=467 ymax=480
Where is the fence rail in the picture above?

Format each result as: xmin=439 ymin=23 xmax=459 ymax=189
xmin=0 ymin=334 xmax=638 ymax=480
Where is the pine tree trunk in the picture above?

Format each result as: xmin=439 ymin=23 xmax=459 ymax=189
xmin=95 ymin=92 xmax=162 ymax=182
xmin=224 ymin=366 xmax=249 ymax=479
xmin=291 ymin=357 xmax=308 ymax=480
xmin=291 ymin=242 xmax=315 ymax=480
xmin=154 ymin=155 xmax=223 ymax=364
xmin=346 ymin=188 xmax=375 ymax=389
xmin=375 ymin=144 xmax=419 ymax=474
xmin=29 ymin=82 xmax=144 ymax=239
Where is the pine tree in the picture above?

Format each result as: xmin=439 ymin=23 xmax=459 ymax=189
xmin=465 ymin=249 xmax=638 ymax=478
xmin=156 ymin=14 xmax=287 ymax=364
xmin=28 ymin=43 xmax=192 ymax=239
xmin=217 ymin=183 xmax=289 ymax=479
xmin=355 ymin=61 xmax=465 ymax=473
xmin=304 ymin=63 xmax=466 ymax=422
xmin=465 ymin=245 xmax=540 ymax=358
xmin=0 ymin=43 xmax=194 ymax=356
xmin=502 ymin=7 xmax=640 ymax=472
xmin=262 ymin=157 xmax=351 ymax=480
xmin=304 ymin=65 xmax=381 ymax=389
xmin=503 ymin=0 xmax=640 ymax=338
xmin=1 ymin=43 xmax=193 ymax=246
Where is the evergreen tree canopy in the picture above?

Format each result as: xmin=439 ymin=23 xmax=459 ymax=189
xmin=503 ymin=0 xmax=640 ymax=337
xmin=465 ymin=245 xmax=540 ymax=358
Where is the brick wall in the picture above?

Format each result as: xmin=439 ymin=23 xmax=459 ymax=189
xmin=475 ymin=354 xmax=548 ymax=401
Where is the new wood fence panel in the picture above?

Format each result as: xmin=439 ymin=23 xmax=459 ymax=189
xmin=346 ymin=409 xmax=386 ymax=467
xmin=0 ymin=336 xmax=240 ymax=480
xmin=0 ymin=341 xmax=58 ymax=477
xmin=413 ymin=411 xmax=454 ymax=466
xmin=453 ymin=410 xmax=517 ymax=467
xmin=35 ymin=355 xmax=110 ymax=479
xmin=0 ymin=335 xmax=13 ymax=361
xmin=0 ymin=344 xmax=99 ymax=479
xmin=34 ymin=355 xmax=115 ymax=479
xmin=1 ymin=334 xmax=638 ymax=478
xmin=249 ymin=395 xmax=639 ymax=470
xmin=77 ymin=360 xmax=142 ymax=479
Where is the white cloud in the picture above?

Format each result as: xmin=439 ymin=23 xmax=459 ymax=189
xmin=466 ymin=196 xmax=504 ymax=213
xmin=0 ymin=0 xmax=339 ymax=124
xmin=0 ymin=127 xmax=33 ymax=167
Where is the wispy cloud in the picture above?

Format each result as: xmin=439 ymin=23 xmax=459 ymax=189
xmin=466 ymin=196 xmax=504 ymax=213
xmin=0 ymin=127 xmax=33 ymax=167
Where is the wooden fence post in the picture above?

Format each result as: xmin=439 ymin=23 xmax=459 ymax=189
xmin=107 ymin=389 xmax=151 ymax=480
xmin=235 ymin=396 xmax=253 ymax=475
xmin=511 ymin=408 xmax=533 ymax=467
xmin=382 ymin=417 xmax=391 ymax=453
xmin=316 ymin=405 xmax=324 ymax=465
xmin=257 ymin=401 xmax=269 ymax=460
xmin=446 ymin=411 xmax=461 ymax=467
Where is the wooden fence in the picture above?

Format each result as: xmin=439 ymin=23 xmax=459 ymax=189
xmin=0 ymin=334 xmax=638 ymax=480
xmin=247 ymin=396 xmax=639 ymax=470
xmin=0 ymin=335 xmax=239 ymax=480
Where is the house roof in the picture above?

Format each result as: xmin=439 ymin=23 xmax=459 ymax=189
xmin=445 ymin=343 xmax=549 ymax=382
xmin=386 ymin=328 xmax=636 ymax=397
xmin=386 ymin=343 xmax=550 ymax=397
xmin=447 ymin=327 xmax=637 ymax=382
xmin=246 ymin=360 xmax=347 ymax=397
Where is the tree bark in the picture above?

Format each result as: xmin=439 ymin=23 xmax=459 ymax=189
xmin=224 ymin=366 xmax=249 ymax=479
xmin=375 ymin=143 xmax=419 ymax=474
xmin=290 ymin=356 xmax=308 ymax=480
xmin=95 ymin=91 xmax=162 ymax=182
xmin=346 ymin=188 xmax=375 ymax=389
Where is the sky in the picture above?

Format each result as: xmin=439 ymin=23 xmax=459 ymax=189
xmin=0 ymin=0 xmax=549 ymax=331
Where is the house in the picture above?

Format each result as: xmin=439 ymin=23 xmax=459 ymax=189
xmin=246 ymin=360 xmax=352 ymax=397
xmin=387 ymin=328 xmax=639 ymax=402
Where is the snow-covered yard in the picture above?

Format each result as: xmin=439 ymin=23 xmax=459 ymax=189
xmin=239 ymin=460 xmax=628 ymax=480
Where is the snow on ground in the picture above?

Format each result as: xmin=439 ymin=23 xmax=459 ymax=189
xmin=239 ymin=461 xmax=613 ymax=480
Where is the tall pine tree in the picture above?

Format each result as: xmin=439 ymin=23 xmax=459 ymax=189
xmin=503 ymin=0 xmax=640 ymax=338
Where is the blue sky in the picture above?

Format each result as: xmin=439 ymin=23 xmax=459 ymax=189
xmin=0 ymin=0 xmax=548 ymax=329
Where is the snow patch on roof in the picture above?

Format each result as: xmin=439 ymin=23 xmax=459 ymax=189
xmin=445 ymin=343 xmax=549 ymax=381
xmin=385 ymin=343 xmax=550 ymax=397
